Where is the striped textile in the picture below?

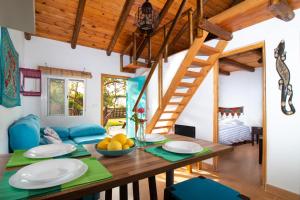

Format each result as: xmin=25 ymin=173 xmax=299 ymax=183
xmin=219 ymin=124 xmax=251 ymax=145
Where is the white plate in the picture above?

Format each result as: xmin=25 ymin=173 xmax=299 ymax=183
xmin=139 ymin=133 xmax=166 ymax=142
xmin=162 ymin=141 xmax=203 ymax=154
xmin=9 ymin=158 xmax=88 ymax=189
xmin=24 ymin=144 xmax=77 ymax=158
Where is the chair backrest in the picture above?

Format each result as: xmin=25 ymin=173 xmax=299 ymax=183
xmin=174 ymin=124 xmax=196 ymax=138
xmin=251 ymin=127 xmax=263 ymax=135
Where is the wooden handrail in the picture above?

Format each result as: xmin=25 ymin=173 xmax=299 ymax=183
xmin=132 ymin=0 xmax=188 ymax=112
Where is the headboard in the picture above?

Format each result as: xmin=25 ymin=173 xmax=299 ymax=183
xmin=219 ymin=106 xmax=244 ymax=117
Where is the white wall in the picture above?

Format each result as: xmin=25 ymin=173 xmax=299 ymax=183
xmin=223 ymin=10 xmax=300 ymax=195
xmin=0 ymin=34 xmax=132 ymax=153
xmin=219 ymin=68 xmax=263 ymax=126
xmin=23 ymin=37 xmax=132 ymax=127
xmin=0 ymin=28 xmax=24 ymax=153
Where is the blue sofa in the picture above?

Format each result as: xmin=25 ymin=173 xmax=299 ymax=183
xmin=9 ymin=114 xmax=107 ymax=151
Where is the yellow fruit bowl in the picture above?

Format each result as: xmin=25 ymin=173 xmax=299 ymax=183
xmin=95 ymin=134 xmax=136 ymax=157
xmin=95 ymin=144 xmax=136 ymax=157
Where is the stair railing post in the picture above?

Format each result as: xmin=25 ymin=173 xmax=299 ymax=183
xmin=163 ymin=26 xmax=168 ymax=63
xmin=133 ymin=32 xmax=137 ymax=65
xmin=148 ymin=36 xmax=152 ymax=65
xmin=158 ymin=59 xmax=163 ymax=109
xmin=188 ymin=9 xmax=193 ymax=46
xmin=196 ymin=0 xmax=204 ymax=37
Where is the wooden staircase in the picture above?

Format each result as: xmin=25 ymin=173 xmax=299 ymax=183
xmin=146 ymin=31 xmax=228 ymax=134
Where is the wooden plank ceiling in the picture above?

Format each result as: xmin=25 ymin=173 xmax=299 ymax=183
xmin=35 ymin=0 xmax=300 ymax=57
xmin=220 ymin=48 xmax=262 ymax=74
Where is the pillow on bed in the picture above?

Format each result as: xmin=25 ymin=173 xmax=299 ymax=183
xmin=219 ymin=118 xmax=244 ymax=125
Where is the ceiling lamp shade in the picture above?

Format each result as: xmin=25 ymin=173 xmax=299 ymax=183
xmin=136 ymin=0 xmax=157 ymax=34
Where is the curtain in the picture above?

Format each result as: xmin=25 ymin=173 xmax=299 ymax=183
xmin=126 ymin=76 xmax=146 ymax=138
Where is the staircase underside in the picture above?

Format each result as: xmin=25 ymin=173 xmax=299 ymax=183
xmin=146 ymin=31 xmax=228 ymax=134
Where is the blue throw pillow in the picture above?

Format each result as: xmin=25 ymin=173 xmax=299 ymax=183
xmin=40 ymin=127 xmax=69 ymax=140
xmin=9 ymin=115 xmax=40 ymax=151
xmin=69 ymin=124 xmax=106 ymax=138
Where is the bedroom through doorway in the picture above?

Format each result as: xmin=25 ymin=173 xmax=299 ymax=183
xmin=214 ymin=42 xmax=266 ymax=187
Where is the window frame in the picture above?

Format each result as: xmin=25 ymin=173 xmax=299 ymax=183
xmin=46 ymin=76 xmax=86 ymax=117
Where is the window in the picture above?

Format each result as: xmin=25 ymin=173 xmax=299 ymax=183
xmin=47 ymin=78 xmax=85 ymax=116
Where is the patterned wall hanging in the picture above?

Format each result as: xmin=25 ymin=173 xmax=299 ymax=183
xmin=0 ymin=27 xmax=20 ymax=108
xmin=274 ymin=40 xmax=295 ymax=115
xmin=218 ymin=107 xmax=244 ymax=117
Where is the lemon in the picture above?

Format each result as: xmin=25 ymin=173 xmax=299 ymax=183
xmin=107 ymin=141 xmax=122 ymax=151
xmin=97 ymin=140 xmax=110 ymax=150
xmin=112 ymin=133 xmax=127 ymax=145
xmin=103 ymin=137 xmax=111 ymax=142
xmin=122 ymin=144 xmax=130 ymax=150
xmin=125 ymin=138 xmax=134 ymax=147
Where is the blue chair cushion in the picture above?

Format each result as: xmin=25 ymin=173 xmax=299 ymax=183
xmin=40 ymin=127 xmax=70 ymax=140
xmin=69 ymin=124 xmax=106 ymax=138
xmin=9 ymin=115 xmax=40 ymax=151
xmin=72 ymin=135 xmax=107 ymax=145
xmin=62 ymin=139 xmax=77 ymax=146
xmin=168 ymin=177 xmax=242 ymax=200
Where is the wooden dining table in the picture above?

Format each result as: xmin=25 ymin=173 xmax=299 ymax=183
xmin=0 ymin=134 xmax=232 ymax=200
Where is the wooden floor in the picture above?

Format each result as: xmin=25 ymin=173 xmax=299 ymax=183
xmin=99 ymin=143 xmax=289 ymax=200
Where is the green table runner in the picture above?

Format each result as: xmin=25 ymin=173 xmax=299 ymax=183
xmin=0 ymin=157 xmax=112 ymax=200
xmin=144 ymin=146 xmax=212 ymax=162
xmin=6 ymin=145 xmax=91 ymax=168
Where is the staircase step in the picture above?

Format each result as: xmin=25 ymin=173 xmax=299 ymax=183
xmin=163 ymin=110 xmax=180 ymax=113
xmin=173 ymin=92 xmax=191 ymax=97
xmin=167 ymin=102 xmax=184 ymax=105
xmin=191 ymin=58 xmax=211 ymax=67
xmin=153 ymin=126 xmax=172 ymax=129
xmin=158 ymin=118 xmax=176 ymax=122
xmin=178 ymin=82 xmax=197 ymax=88
xmin=185 ymin=71 xmax=203 ymax=77
xmin=199 ymin=44 xmax=220 ymax=55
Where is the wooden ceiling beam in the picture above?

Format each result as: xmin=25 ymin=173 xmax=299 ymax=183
xmin=199 ymin=19 xmax=233 ymax=41
xmin=220 ymin=58 xmax=255 ymax=72
xmin=106 ymin=0 xmax=135 ymax=56
xmin=136 ymin=0 xmax=174 ymax=58
xmin=219 ymin=69 xmax=230 ymax=76
xmin=269 ymin=0 xmax=295 ymax=21
xmin=71 ymin=0 xmax=86 ymax=49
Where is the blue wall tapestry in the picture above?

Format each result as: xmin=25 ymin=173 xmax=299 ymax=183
xmin=126 ymin=76 xmax=146 ymax=138
xmin=0 ymin=27 xmax=20 ymax=108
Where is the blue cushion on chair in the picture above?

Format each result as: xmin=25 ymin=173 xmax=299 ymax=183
xmin=9 ymin=115 xmax=40 ymax=151
xmin=167 ymin=177 xmax=243 ymax=200
xmin=72 ymin=135 xmax=107 ymax=145
xmin=40 ymin=127 xmax=70 ymax=140
xmin=69 ymin=124 xmax=106 ymax=138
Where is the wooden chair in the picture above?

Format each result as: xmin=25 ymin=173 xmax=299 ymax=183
xmin=251 ymin=126 xmax=263 ymax=146
xmin=174 ymin=124 xmax=201 ymax=173
xmin=164 ymin=176 xmax=250 ymax=200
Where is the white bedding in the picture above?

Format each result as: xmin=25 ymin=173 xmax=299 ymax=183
xmin=219 ymin=120 xmax=251 ymax=145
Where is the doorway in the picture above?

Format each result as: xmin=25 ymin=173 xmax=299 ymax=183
xmin=101 ymin=74 xmax=128 ymax=135
xmin=213 ymin=42 xmax=267 ymax=186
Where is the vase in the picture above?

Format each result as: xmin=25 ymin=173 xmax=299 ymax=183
xmin=135 ymin=122 xmax=145 ymax=147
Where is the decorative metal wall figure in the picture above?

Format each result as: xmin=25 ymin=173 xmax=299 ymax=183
xmin=274 ymin=40 xmax=295 ymax=115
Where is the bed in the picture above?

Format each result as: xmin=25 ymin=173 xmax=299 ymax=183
xmin=218 ymin=107 xmax=251 ymax=145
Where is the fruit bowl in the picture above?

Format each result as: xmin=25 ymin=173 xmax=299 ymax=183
xmin=95 ymin=144 xmax=136 ymax=157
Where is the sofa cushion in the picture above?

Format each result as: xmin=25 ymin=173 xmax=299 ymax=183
xmin=40 ymin=127 xmax=69 ymax=140
xmin=9 ymin=115 xmax=40 ymax=151
xmin=72 ymin=135 xmax=106 ymax=145
xmin=69 ymin=124 xmax=106 ymax=138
